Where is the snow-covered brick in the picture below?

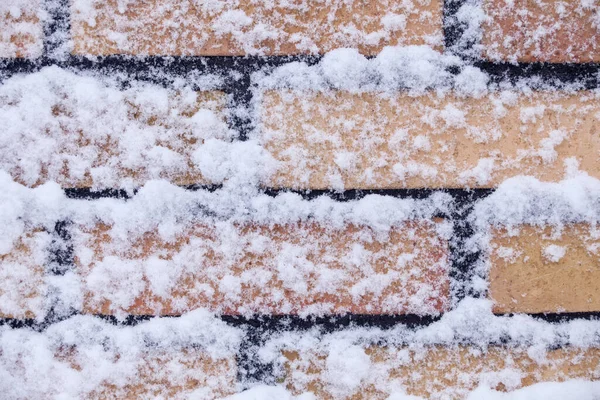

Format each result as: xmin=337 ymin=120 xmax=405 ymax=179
xmin=0 ymin=0 xmax=43 ymax=58
xmin=258 ymin=89 xmax=600 ymax=190
xmin=75 ymin=218 xmax=450 ymax=318
xmin=481 ymin=0 xmax=600 ymax=62
xmin=71 ymin=0 xmax=443 ymax=56
xmin=0 ymin=67 xmax=230 ymax=191
xmin=489 ymin=224 xmax=600 ymax=313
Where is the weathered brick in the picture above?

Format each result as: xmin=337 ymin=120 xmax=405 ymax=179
xmin=482 ymin=0 xmax=600 ymax=63
xmin=0 ymin=231 xmax=48 ymax=319
xmin=71 ymin=0 xmax=443 ymax=56
xmin=76 ymin=220 xmax=449 ymax=316
xmin=283 ymin=346 xmax=600 ymax=399
xmin=63 ymin=348 xmax=236 ymax=399
xmin=489 ymin=224 xmax=600 ymax=314
xmin=261 ymin=90 xmax=600 ymax=189
xmin=0 ymin=1 xmax=43 ymax=58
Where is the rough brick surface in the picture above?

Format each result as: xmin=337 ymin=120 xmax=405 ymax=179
xmin=0 ymin=231 xmax=48 ymax=319
xmin=283 ymin=346 xmax=600 ymax=399
xmin=0 ymin=1 xmax=43 ymax=58
xmin=0 ymin=81 xmax=227 ymax=188
xmin=71 ymin=0 xmax=443 ymax=56
xmin=76 ymin=220 xmax=449 ymax=316
xmin=482 ymin=0 xmax=600 ymax=63
xmin=261 ymin=90 xmax=600 ymax=189
xmin=62 ymin=348 xmax=236 ymax=399
xmin=489 ymin=224 xmax=600 ymax=314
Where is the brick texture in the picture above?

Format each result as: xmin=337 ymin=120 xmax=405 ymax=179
xmin=5 ymin=90 xmax=226 ymax=188
xmin=76 ymin=220 xmax=449 ymax=316
xmin=71 ymin=0 xmax=443 ymax=56
xmin=489 ymin=224 xmax=600 ymax=314
xmin=0 ymin=231 xmax=48 ymax=319
xmin=482 ymin=0 xmax=600 ymax=63
xmin=261 ymin=90 xmax=600 ymax=189
xmin=62 ymin=348 xmax=236 ymax=399
xmin=283 ymin=346 xmax=600 ymax=399
xmin=0 ymin=2 xmax=43 ymax=58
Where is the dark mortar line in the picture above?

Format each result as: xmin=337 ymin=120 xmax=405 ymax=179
xmin=0 ymin=55 xmax=323 ymax=88
xmin=2 ymin=55 xmax=600 ymax=88
xmin=262 ymin=188 xmax=495 ymax=211
xmin=64 ymin=187 xmax=135 ymax=200
xmin=43 ymin=0 xmax=70 ymax=59
xmin=48 ymin=220 xmax=74 ymax=275
xmin=227 ymin=72 xmax=253 ymax=141
xmin=497 ymin=312 xmax=600 ymax=323
xmin=476 ymin=61 xmax=600 ymax=88
xmin=63 ymin=184 xmax=223 ymax=200
xmin=220 ymin=313 xmax=442 ymax=332
xmin=449 ymin=212 xmax=476 ymax=303
xmin=62 ymin=187 xmax=495 ymax=203
xmin=448 ymin=190 xmax=492 ymax=303
xmin=443 ymin=0 xmax=464 ymax=52
xmin=4 ymin=311 xmax=599 ymax=331
xmin=87 ymin=313 xmax=441 ymax=329
xmin=0 ymin=58 xmax=41 ymax=80
xmin=0 ymin=318 xmax=41 ymax=330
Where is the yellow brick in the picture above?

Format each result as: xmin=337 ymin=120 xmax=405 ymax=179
xmin=490 ymin=224 xmax=600 ymax=314
xmin=71 ymin=0 xmax=443 ymax=56
xmin=0 ymin=1 xmax=43 ymax=58
xmin=482 ymin=0 xmax=600 ymax=63
xmin=77 ymin=220 xmax=449 ymax=316
xmin=5 ymin=90 xmax=227 ymax=188
xmin=261 ymin=90 xmax=600 ymax=189
xmin=0 ymin=231 xmax=48 ymax=319
xmin=284 ymin=346 xmax=600 ymax=399
xmin=64 ymin=348 xmax=237 ymax=399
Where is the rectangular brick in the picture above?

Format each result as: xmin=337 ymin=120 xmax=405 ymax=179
xmin=2 ymin=87 xmax=227 ymax=188
xmin=0 ymin=231 xmax=48 ymax=319
xmin=76 ymin=220 xmax=449 ymax=316
xmin=63 ymin=348 xmax=236 ymax=399
xmin=283 ymin=346 xmax=600 ymax=399
xmin=0 ymin=1 xmax=43 ymax=58
xmin=71 ymin=0 xmax=443 ymax=56
xmin=482 ymin=0 xmax=600 ymax=63
xmin=489 ymin=224 xmax=600 ymax=314
xmin=260 ymin=90 xmax=600 ymax=189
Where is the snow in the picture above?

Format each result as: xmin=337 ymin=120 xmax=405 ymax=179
xmin=0 ymin=310 xmax=241 ymax=399
xmin=0 ymin=67 xmax=231 ymax=192
xmin=543 ymin=244 xmax=567 ymax=263
xmin=0 ymin=0 xmax=44 ymax=58
xmin=227 ymin=381 xmax=600 ymax=400
xmin=1 ymin=1 xmax=600 ymax=397
xmin=70 ymin=0 xmax=443 ymax=55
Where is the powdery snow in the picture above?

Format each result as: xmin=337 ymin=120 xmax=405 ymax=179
xmin=1 ymin=5 xmax=599 ymax=396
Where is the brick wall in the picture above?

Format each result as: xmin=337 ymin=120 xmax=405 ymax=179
xmin=1 ymin=0 xmax=600 ymax=398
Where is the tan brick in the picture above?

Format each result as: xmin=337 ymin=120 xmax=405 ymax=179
xmin=489 ymin=224 xmax=600 ymax=314
xmin=261 ymin=90 xmax=600 ymax=190
xmin=482 ymin=0 xmax=600 ymax=63
xmin=63 ymin=348 xmax=236 ymax=399
xmin=283 ymin=346 xmax=600 ymax=399
xmin=4 ymin=90 xmax=227 ymax=188
xmin=77 ymin=220 xmax=449 ymax=316
xmin=71 ymin=0 xmax=443 ymax=56
xmin=0 ymin=231 xmax=48 ymax=319
xmin=0 ymin=1 xmax=43 ymax=58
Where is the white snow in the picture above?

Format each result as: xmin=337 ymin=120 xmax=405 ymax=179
xmin=543 ymin=244 xmax=567 ymax=263
xmin=1 ymin=3 xmax=599 ymax=395
xmin=0 ymin=0 xmax=44 ymax=58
